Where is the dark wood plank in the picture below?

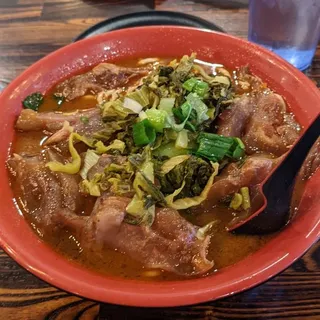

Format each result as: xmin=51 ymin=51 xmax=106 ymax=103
xmin=0 ymin=251 xmax=99 ymax=319
xmin=0 ymin=0 xmax=319 ymax=319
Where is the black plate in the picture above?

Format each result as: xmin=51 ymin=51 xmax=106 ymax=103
xmin=74 ymin=10 xmax=225 ymax=41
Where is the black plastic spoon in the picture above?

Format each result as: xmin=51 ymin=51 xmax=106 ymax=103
xmin=227 ymin=113 xmax=320 ymax=234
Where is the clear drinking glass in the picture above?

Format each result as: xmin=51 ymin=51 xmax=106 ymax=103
xmin=248 ymin=0 xmax=320 ymax=70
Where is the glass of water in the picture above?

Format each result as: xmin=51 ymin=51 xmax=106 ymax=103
xmin=248 ymin=0 xmax=320 ymax=70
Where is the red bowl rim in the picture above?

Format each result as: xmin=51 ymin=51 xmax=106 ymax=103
xmin=0 ymin=26 xmax=319 ymax=307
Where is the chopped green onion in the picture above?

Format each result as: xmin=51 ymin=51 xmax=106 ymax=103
xmin=232 ymin=138 xmax=246 ymax=159
xmin=182 ymin=77 xmax=209 ymax=98
xmin=185 ymin=122 xmax=196 ymax=132
xmin=133 ymin=119 xmax=156 ymax=146
xmin=80 ymin=116 xmax=89 ymax=124
xmin=139 ymin=110 xmax=148 ymax=120
xmin=240 ymin=187 xmax=251 ymax=210
xmin=22 ymin=92 xmax=44 ymax=111
xmin=193 ymin=80 xmax=209 ymax=98
xmin=171 ymin=107 xmax=195 ymax=132
xmin=180 ymin=101 xmax=192 ymax=119
xmin=175 ymin=129 xmax=189 ymax=149
xmin=172 ymin=107 xmax=184 ymax=121
xmin=196 ymin=133 xmax=232 ymax=162
xmin=145 ymin=109 xmax=167 ymax=133
xmin=158 ymin=97 xmax=194 ymax=132
xmin=182 ymin=77 xmax=198 ymax=91
xmin=166 ymin=103 xmax=193 ymax=132
xmin=186 ymin=93 xmax=209 ymax=124
xmin=195 ymin=133 xmax=245 ymax=162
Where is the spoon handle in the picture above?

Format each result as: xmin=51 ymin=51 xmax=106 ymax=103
xmin=263 ymin=113 xmax=320 ymax=206
xmin=231 ymin=114 xmax=320 ymax=234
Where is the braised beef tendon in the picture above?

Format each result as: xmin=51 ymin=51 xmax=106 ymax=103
xmin=7 ymin=151 xmax=81 ymax=228
xmin=55 ymin=63 xmax=149 ymax=101
xmin=57 ymin=195 xmax=213 ymax=276
xmin=8 ymin=55 xmax=316 ymax=281
xmin=207 ymin=155 xmax=280 ymax=206
xmin=16 ymin=108 xmax=104 ymax=143
xmin=217 ymin=95 xmax=257 ymax=137
xmin=218 ymin=93 xmax=300 ymax=155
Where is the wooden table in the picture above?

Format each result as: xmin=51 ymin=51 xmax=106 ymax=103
xmin=0 ymin=0 xmax=319 ymax=319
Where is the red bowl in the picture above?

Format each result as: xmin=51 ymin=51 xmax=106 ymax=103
xmin=0 ymin=26 xmax=319 ymax=307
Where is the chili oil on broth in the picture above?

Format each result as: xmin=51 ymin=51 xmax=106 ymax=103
xmin=10 ymin=58 xmax=272 ymax=281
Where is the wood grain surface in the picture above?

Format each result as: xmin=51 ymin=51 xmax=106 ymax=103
xmin=0 ymin=0 xmax=319 ymax=319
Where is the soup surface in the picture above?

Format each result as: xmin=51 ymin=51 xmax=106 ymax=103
xmin=8 ymin=55 xmax=310 ymax=281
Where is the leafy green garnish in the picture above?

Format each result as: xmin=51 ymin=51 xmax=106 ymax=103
xmin=126 ymin=148 xmax=164 ymax=226
xmin=165 ymin=162 xmax=219 ymax=210
xmin=145 ymin=109 xmax=167 ymax=133
xmin=46 ymin=132 xmax=94 ymax=174
xmin=126 ymin=85 xmax=150 ymax=107
xmin=95 ymin=139 xmax=125 ymax=154
xmin=22 ymin=92 xmax=44 ymax=111
xmin=79 ymin=149 xmax=100 ymax=179
xmin=101 ymin=99 xmax=133 ymax=120
xmin=157 ymin=155 xmax=213 ymax=199
xmin=80 ymin=161 xmax=134 ymax=197
xmin=193 ymin=80 xmax=209 ymax=98
xmin=93 ymin=117 xmax=134 ymax=142
xmin=81 ymin=174 xmax=102 ymax=197
xmin=171 ymin=54 xmax=195 ymax=85
xmin=159 ymin=66 xmax=173 ymax=77
xmin=161 ymin=155 xmax=191 ymax=174
xmin=46 ymin=54 xmax=250 ymax=226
